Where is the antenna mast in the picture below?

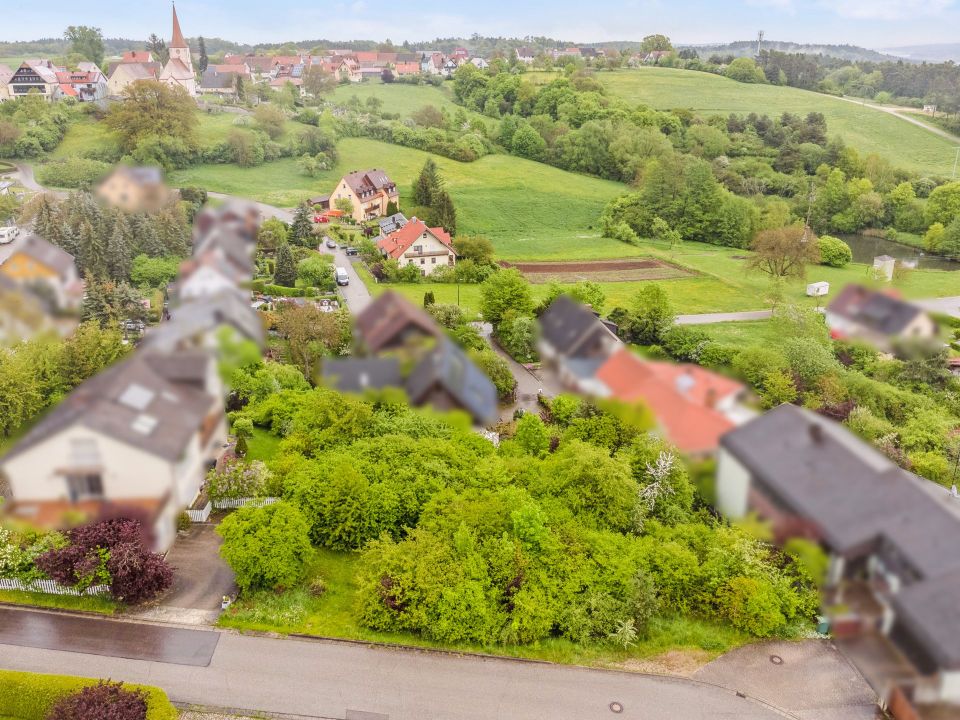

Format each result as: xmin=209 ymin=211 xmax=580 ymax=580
xmin=756 ymin=30 xmax=765 ymax=57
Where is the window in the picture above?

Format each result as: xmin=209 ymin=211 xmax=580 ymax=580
xmin=420 ymin=258 xmax=425 ymax=265
xmin=66 ymin=474 xmax=103 ymax=501
xmin=431 ymin=257 xmax=437 ymax=264
xmin=413 ymin=245 xmax=423 ymax=254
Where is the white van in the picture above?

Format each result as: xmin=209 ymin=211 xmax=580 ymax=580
xmin=335 ymin=267 xmax=349 ymax=286
xmin=0 ymin=226 xmax=20 ymax=244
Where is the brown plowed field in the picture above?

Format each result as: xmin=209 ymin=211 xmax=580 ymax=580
xmin=500 ymin=259 xmax=693 ymax=284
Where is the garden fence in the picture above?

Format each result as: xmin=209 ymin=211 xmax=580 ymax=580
xmin=0 ymin=577 xmax=110 ymax=596
xmin=187 ymin=501 xmax=212 ymax=522
xmin=212 ymin=497 xmax=279 ymax=510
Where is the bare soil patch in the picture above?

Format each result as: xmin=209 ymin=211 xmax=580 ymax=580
xmin=612 ymin=649 xmax=716 ymax=677
xmin=500 ymin=258 xmax=693 ymax=284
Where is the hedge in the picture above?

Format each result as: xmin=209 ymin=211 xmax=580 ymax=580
xmin=0 ymin=670 xmax=177 ymax=720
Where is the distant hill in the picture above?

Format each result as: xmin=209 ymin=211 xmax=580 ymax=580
xmin=880 ymin=43 xmax=960 ymax=63
xmin=680 ymin=40 xmax=903 ymax=63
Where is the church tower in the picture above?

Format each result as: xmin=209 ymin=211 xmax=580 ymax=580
xmin=159 ymin=3 xmax=197 ymax=96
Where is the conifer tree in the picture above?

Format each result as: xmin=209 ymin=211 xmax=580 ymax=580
xmin=107 ymin=214 xmax=134 ymax=281
xmin=274 ymin=243 xmax=297 ymax=287
xmin=290 ymin=203 xmax=314 ymax=246
xmin=433 ymin=190 xmax=457 ymax=235
xmin=412 ymin=158 xmax=441 ymax=207
xmin=198 ymin=36 xmax=209 ymax=73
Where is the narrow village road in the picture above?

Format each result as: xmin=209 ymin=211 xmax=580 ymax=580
xmin=676 ymin=310 xmax=774 ymax=324
xmin=836 ymin=95 xmax=960 ymax=145
xmin=0 ymin=607 xmax=792 ymax=720
xmin=318 ymin=242 xmax=373 ymax=312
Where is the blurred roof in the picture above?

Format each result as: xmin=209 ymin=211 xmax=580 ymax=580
xmin=144 ymin=291 xmax=265 ymax=352
xmin=322 ymin=357 xmax=402 ymax=394
xmin=539 ymin=295 xmax=618 ymax=358
xmin=353 ymin=290 xmax=443 ymax=354
xmin=827 ymin=284 xmax=926 ymax=336
xmin=406 ymin=339 xmax=497 ymax=425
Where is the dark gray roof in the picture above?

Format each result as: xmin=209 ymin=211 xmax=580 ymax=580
xmin=891 ymin=570 xmax=960 ymax=670
xmin=2 ymin=350 xmax=215 ymax=464
xmin=406 ymin=339 xmax=497 ymax=425
xmin=538 ymin=295 xmax=617 ymax=358
xmin=144 ymin=291 xmax=265 ymax=352
xmin=827 ymin=284 xmax=926 ymax=336
xmin=722 ymin=403 xmax=960 ymax=672
xmin=200 ymin=69 xmax=238 ymax=89
xmin=322 ymin=357 xmax=401 ymax=394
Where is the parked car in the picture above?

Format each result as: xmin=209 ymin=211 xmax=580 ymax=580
xmin=325 ymin=237 xmax=337 ymax=249
xmin=345 ymin=247 xmax=359 ymax=256
xmin=335 ymin=267 xmax=349 ymax=286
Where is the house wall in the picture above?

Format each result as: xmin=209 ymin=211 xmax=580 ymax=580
xmin=398 ymin=229 xmax=455 ymax=276
xmin=940 ymin=671 xmax=960 ymax=703
xmin=901 ymin=313 xmax=937 ymax=341
xmin=716 ymin=447 xmax=751 ymax=518
xmin=0 ymin=253 xmax=58 ymax=282
xmin=2 ymin=425 xmax=175 ymax=504
xmin=179 ymin=266 xmax=239 ymax=301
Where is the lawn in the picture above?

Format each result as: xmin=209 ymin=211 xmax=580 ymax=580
xmin=0 ymin=589 xmax=117 ymax=615
xmin=169 ymin=137 xmax=631 ymax=261
xmin=365 ymin=237 xmax=960 ymax=315
xmin=329 ymin=81 xmax=462 ymax=118
xmin=597 ymin=68 xmax=959 ymax=176
xmin=219 ymin=548 xmax=749 ymax=667
xmin=246 ymin=427 xmax=281 ymax=462
xmin=698 ymin=320 xmax=782 ymax=346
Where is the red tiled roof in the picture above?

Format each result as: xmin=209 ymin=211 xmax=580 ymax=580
xmin=122 ymin=51 xmax=153 ymax=63
xmin=377 ymin=219 xmax=453 ymax=259
xmin=170 ymin=5 xmax=188 ymax=49
xmin=58 ymin=84 xmax=78 ymax=96
xmin=595 ymin=349 xmax=744 ymax=454
xmin=211 ymin=64 xmax=250 ymax=76
xmin=394 ymin=62 xmax=420 ymax=75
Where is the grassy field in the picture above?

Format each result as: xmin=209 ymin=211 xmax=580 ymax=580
xmin=170 ymin=137 xmax=630 ymax=260
xmin=329 ymin=81 xmax=462 ymax=118
xmin=596 ymin=68 xmax=958 ymax=176
xmin=219 ymin=547 xmax=748 ymax=667
xmin=0 ymin=589 xmax=117 ymax=614
xmin=366 ymin=236 xmax=960 ymax=315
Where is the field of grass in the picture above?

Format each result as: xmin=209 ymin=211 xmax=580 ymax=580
xmin=246 ymin=427 xmax=281 ymax=462
xmin=597 ymin=68 xmax=958 ymax=176
xmin=219 ymin=547 xmax=748 ymax=667
xmin=329 ymin=81 xmax=462 ymax=118
xmin=366 ymin=237 xmax=960 ymax=315
xmin=698 ymin=320 xmax=782 ymax=346
xmin=170 ymin=137 xmax=630 ymax=260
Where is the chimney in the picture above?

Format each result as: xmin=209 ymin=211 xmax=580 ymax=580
xmin=705 ymin=387 xmax=717 ymax=409
xmin=809 ymin=423 xmax=824 ymax=444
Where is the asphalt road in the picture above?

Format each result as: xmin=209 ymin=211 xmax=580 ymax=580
xmin=319 ymin=241 xmax=373 ymax=312
xmin=0 ymin=608 xmax=788 ymax=720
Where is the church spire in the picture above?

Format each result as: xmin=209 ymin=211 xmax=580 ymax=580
xmin=170 ymin=2 xmax=188 ymax=49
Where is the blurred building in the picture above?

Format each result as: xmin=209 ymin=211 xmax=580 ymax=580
xmin=0 ymin=231 xmax=83 ymax=312
xmin=96 ymin=166 xmax=171 ymax=213
xmin=0 ymin=350 xmax=225 ymax=551
xmin=717 ymin=403 xmax=960 ymax=705
xmin=143 ymin=290 xmax=265 ymax=354
xmin=538 ymin=295 xmax=621 ymax=388
xmin=825 ymin=284 xmax=936 ymax=351
xmin=353 ymin=290 xmax=444 ymax=354
xmin=593 ymin=348 xmax=750 ymax=456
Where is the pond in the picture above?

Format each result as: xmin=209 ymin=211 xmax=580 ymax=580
xmin=839 ymin=234 xmax=960 ymax=272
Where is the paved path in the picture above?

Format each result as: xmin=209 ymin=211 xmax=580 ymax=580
xmin=677 ymin=310 xmax=774 ymax=325
xmin=916 ymin=295 xmax=960 ymax=318
xmin=207 ymin=191 xmax=293 ymax=223
xmin=0 ymin=608 xmax=789 ymax=720
xmin=837 ymin=95 xmax=960 ymax=145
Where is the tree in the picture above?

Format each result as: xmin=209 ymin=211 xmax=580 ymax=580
xmin=276 ymin=306 xmax=347 ymax=378
xmin=197 ymin=36 xmax=209 ymax=73
xmin=217 ymin=501 xmax=313 ymax=592
xmin=480 ymin=268 xmax=533 ymax=326
xmin=334 ymin=197 xmax=354 ymax=215
xmin=81 ymin=278 xmax=146 ymax=327
xmin=511 ymin=124 xmax=546 ymax=160
xmin=257 ymin=217 xmax=289 ymax=250
xmin=412 ymin=158 xmax=442 ymax=207
xmin=925 ymin=222 xmax=945 ymax=252
xmin=817 ymin=235 xmax=852 ymax=267
xmin=130 ymin=254 xmax=179 ymax=288
xmin=63 ymin=26 xmax=105 ymax=68
xmin=411 ymin=105 xmax=447 ymax=129
xmin=651 ymin=216 xmax=681 ymax=251
xmin=925 ymin=181 xmax=960 ymax=227
xmin=725 ymin=57 xmax=766 ymax=84
xmin=514 ymin=413 xmax=550 ymax=457
xmin=254 ymin=104 xmax=286 ymax=140
xmin=432 ymin=190 xmax=457 ymax=235
xmin=290 ymin=203 xmax=315 ymax=246
xmin=303 ymin=65 xmax=337 ymax=96
xmin=628 ymin=284 xmax=674 ymax=345
xmin=47 ymin=681 xmax=147 ymax=720
xmin=640 ymin=34 xmax=673 ymax=53
xmin=235 ymin=74 xmax=246 ymax=101
xmin=105 ymin=80 xmax=198 ymax=155
xmin=453 ymin=235 xmax=495 ymax=265
xmin=297 ymin=254 xmax=333 ymax=288
xmin=747 ymin=225 xmax=820 ymax=279
xmin=274 ymin=243 xmax=297 ymax=287
xmin=146 ymin=34 xmax=169 ymax=65
xmin=469 ymin=349 xmax=516 ymax=401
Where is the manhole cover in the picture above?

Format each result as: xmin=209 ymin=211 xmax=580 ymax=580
xmin=770 ymin=654 xmax=784 ymax=665
xmin=609 ymin=701 xmax=624 ymax=713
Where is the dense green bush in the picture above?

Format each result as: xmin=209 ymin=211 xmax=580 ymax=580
xmin=0 ymin=670 xmax=176 ymax=720
xmin=36 ymin=158 xmax=111 ymax=189
xmin=817 ymin=235 xmax=853 ymax=267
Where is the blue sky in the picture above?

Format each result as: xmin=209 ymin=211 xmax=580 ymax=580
xmin=3 ymin=0 xmax=957 ymax=49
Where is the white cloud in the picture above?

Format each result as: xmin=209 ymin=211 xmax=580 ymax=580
xmin=825 ymin=0 xmax=954 ymax=20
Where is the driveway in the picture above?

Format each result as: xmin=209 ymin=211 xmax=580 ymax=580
xmin=132 ymin=524 xmax=236 ymax=626
xmin=0 ymin=608 xmax=792 ymax=720
xmin=693 ymin=639 xmax=879 ymax=720
xmin=318 ymin=242 xmax=372 ymax=312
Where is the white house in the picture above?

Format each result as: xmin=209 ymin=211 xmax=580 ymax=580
xmin=376 ymin=218 xmax=455 ymax=276
xmin=0 ymin=350 xmax=226 ymax=551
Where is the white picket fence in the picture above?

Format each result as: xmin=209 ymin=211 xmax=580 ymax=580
xmin=212 ymin=497 xmax=279 ymax=510
xmin=187 ymin=501 xmax=212 ymax=522
xmin=0 ymin=577 xmax=110 ymax=596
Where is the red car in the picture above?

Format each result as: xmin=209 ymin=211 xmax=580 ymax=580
xmin=313 ymin=215 xmax=330 ymax=223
